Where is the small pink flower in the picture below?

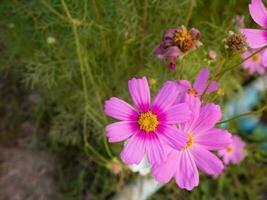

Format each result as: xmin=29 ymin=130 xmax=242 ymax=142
xmin=152 ymin=95 xmax=232 ymax=190
xmin=176 ymin=68 xmax=218 ymax=101
xmin=208 ymin=50 xmax=217 ymax=60
xmin=241 ymin=0 xmax=267 ymax=51
xmin=218 ymin=135 xmax=246 ymax=165
xmin=104 ymin=77 xmax=191 ymax=165
xmin=242 ymin=49 xmax=267 ymax=75
xmin=153 ymin=26 xmax=201 ymax=71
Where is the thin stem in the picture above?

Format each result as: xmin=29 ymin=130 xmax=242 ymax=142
xmin=215 ymin=45 xmax=267 ymax=79
xmin=139 ymin=0 xmax=148 ymax=66
xmin=184 ymin=0 xmax=196 ymax=26
xmin=60 ymin=0 xmax=111 ymax=161
xmin=217 ymin=104 xmax=267 ymax=125
xmin=40 ymin=0 xmax=69 ymax=23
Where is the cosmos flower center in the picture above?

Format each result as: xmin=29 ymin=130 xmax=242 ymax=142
xmin=252 ymin=54 xmax=260 ymax=62
xmin=184 ymin=133 xmax=193 ymax=149
xmin=138 ymin=111 xmax=159 ymax=132
xmin=173 ymin=30 xmax=195 ymax=52
xmin=226 ymin=147 xmax=233 ymax=153
xmin=187 ymin=88 xmax=198 ymax=97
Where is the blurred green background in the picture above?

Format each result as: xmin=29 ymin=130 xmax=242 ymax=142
xmin=0 ymin=0 xmax=267 ymax=199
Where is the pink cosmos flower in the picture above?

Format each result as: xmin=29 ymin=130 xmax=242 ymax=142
xmin=152 ymin=95 xmax=232 ymax=191
xmin=218 ymin=135 xmax=246 ymax=165
xmin=241 ymin=0 xmax=267 ymax=53
xmin=104 ymin=77 xmax=191 ymax=165
xmin=242 ymin=49 xmax=267 ymax=75
xmin=153 ymin=26 xmax=201 ymax=71
xmin=176 ymin=68 xmax=218 ymax=102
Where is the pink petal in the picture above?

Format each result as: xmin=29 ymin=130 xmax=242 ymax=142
xmin=193 ymin=68 xmax=209 ymax=95
xmin=159 ymin=103 xmax=191 ymax=124
xmin=128 ymin=77 xmax=151 ymax=112
xmin=151 ymin=150 xmax=178 ymax=183
xmin=240 ymin=28 xmax=267 ymax=48
xmin=194 ymin=128 xmax=232 ymax=150
xmin=120 ymin=133 xmax=146 ymax=164
xmin=145 ymin=134 xmax=167 ymax=164
xmin=156 ymin=125 xmax=188 ymax=150
xmin=175 ymin=80 xmax=192 ymax=103
xmin=191 ymin=145 xmax=224 ymax=176
xmin=153 ymin=42 xmax=165 ymax=55
xmin=207 ymin=81 xmax=219 ymax=94
xmin=164 ymin=46 xmax=182 ymax=59
xmin=249 ymin=0 xmax=267 ymax=28
xmin=104 ymin=97 xmax=138 ymax=121
xmin=152 ymin=81 xmax=179 ymax=114
xmin=106 ymin=121 xmax=138 ymax=143
xmin=181 ymin=94 xmax=201 ymax=133
xmin=175 ymin=150 xmax=199 ymax=191
xmin=192 ymin=103 xmax=222 ymax=134
xmin=189 ymin=28 xmax=201 ymax=40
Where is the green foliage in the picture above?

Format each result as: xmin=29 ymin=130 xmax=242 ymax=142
xmin=0 ymin=0 xmax=266 ymax=199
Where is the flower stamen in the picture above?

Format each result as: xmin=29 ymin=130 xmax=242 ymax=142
xmin=184 ymin=133 xmax=193 ymax=149
xmin=187 ymin=88 xmax=198 ymax=97
xmin=226 ymin=147 xmax=233 ymax=153
xmin=173 ymin=30 xmax=195 ymax=52
xmin=252 ymin=54 xmax=260 ymax=62
xmin=138 ymin=111 xmax=159 ymax=132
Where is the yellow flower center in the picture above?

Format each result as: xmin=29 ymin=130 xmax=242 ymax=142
xmin=184 ymin=133 xmax=193 ymax=149
xmin=173 ymin=30 xmax=195 ymax=52
xmin=252 ymin=54 xmax=260 ymax=62
xmin=226 ymin=147 xmax=233 ymax=153
xmin=138 ymin=111 xmax=159 ymax=132
xmin=187 ymin=88 xmax=198 ymax=97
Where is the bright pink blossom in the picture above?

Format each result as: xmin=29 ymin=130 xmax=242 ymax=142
xmin=241 ymin=0 xmax=267 ymax=51
xmin=176 ymin=68 xmax=218 ymax=101
xmin=152 ymin=95 xmax=232 ymax=190
xmin=218 ymin=135 xmax=246 ymax=165
xmin=153 ymin=26 xmax=201 ymax=71
xmin=104 ymin=77 xmax=191 ymax=165
xmin=242 ymin=49 xmax=267 ymax=75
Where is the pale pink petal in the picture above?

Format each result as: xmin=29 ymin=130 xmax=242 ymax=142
xmin=249 ymin=0 xmax=267 ymax=28
xmin=192 ymin=103 xmax=222 ymax=134
xmin=261 ymin=49 xmax=267 ymax=66
xmin=193 ymin=68 xmax=209 ymax=95
xmin=159 ymin=103 xmax=191 ymax=124
xmin=104 ymin=97 xmax=138 ymax=121
xmin=156 ymin=125 xmax=188 ymax=150
xmin=128 ymin=77 xmax=150 ymax=112
xmin=175 ymin=150 xmax=199 ymax=191
xmin=257 ymin=65 xmax=265 ymax=74
xmin=120 ymin=133 xmax=146 ymax=164
xmin=152 ymin=81 xmax=179 ymax=114
xmin=106 ymin=121 xmax=138 ymax=143
xmin=191 ymin=145 xmax=224 ymax=176
xmin=145 ymin=134 xmax=167 ymax=164
xmin=151 ymin=150 xmax=178 ymax=183
xmin=240 ymin=28 xmax=267 ymax=48
xmin=207 ymin=81 xmax=219 ymax=94
xmin=194 ymin=128 xmax=232 ymax=150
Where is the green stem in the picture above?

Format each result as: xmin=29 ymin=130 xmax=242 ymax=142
xmin=217 ymin=104 xmax=267 ymax=125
